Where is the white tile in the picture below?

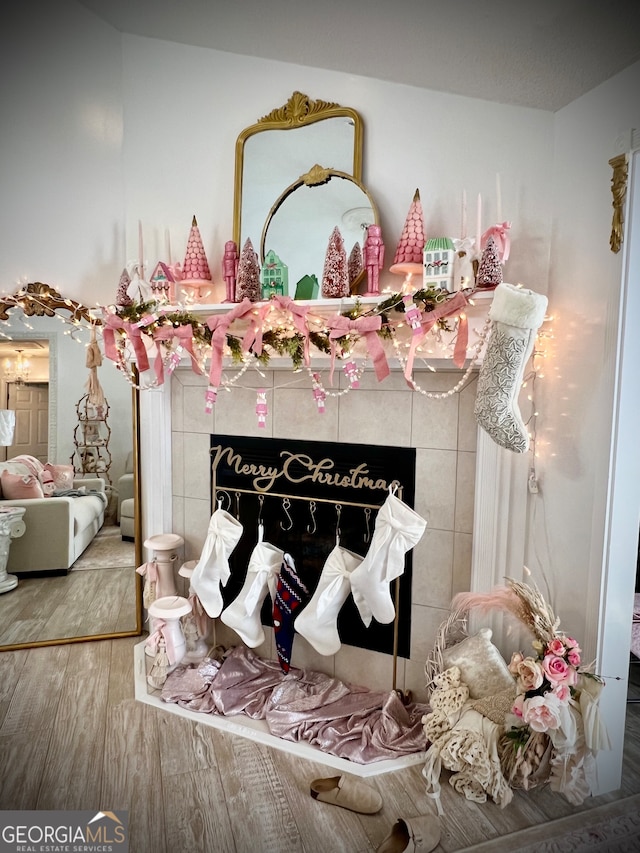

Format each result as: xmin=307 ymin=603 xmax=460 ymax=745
xmin=410 ymin=603 xmax=451 ymax=660
xmin=183 ymin=432 xmax=212 ymax=500
xmin=182 ymin=496 xmax=213 ymax=559
xmin=338 ymin=390 xmax=412 ymax=446
xmin=411 ymin=529 xmax=454 ymax=608
xmin=334 ymin=644 xmax=397 ymax=693
xmin=272 ymin=388 xmax=339 ymax=442
xmin=171 ymin=430 xmax=184 ymax=496
xmin=414 ymin=448 xmax=457 ymax=530
xmin=170 ymin=374 xmax=185 ymax=432
xmin=452 ymin=532 xmax=473 ymax=596
xmin=455 ymin=450 xmax=476 ymax=533
xmin=290 ymin=636 xmax=335 ymax=678
xmin=410 ymin=374 xmax=460 ymax=451
xmin=403 ymin=658 xmax=430 ymax=705
xmin=183 ymin=384 xmax=215 ymax=434
xmin=458 ymin=372 xmax=480 ymax=452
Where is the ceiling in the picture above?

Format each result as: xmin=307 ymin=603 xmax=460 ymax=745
xmin=78 ymin=0 xmax=640 ymax=112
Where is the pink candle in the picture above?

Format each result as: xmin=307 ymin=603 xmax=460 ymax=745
xmin=476 ymin=193 xmax=482 ymax=249
xmin=496 ymin=173 xmax=502 ymax=222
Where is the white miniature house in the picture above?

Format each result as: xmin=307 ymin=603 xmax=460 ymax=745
xmin=423 ymin=237 xmax=455 ymax=292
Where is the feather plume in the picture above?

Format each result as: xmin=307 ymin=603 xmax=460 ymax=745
xmin=451 ymin=578 xmax=561 ymax=646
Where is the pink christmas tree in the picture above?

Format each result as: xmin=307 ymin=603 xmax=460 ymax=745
xmin=115 ymin=267 xmax=133 ymax=306
xmin=348 ymin=242 xmax=364 ymax=287
xmin=181 ymin=215 xmax=212 ymax=298
xmin=476 ymin=235 xmax=503 ymax=289
xmin=235 ymin=237 xmax=261 ymax=302
xmin=390 ymin=188 xmax=426 ymax=276
xmin=322 ymin=227 xmax=349 ymax=298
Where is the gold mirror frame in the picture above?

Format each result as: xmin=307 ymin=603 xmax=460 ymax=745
xmin=233 ymin=91 xmax=364 ymax=252
xmin=260 ymin=167 xmax=379 ymax=292
xmin=0 ymin=283 xmax=143 ymax=651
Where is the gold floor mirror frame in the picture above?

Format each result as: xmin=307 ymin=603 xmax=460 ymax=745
xmin=0 ymin=283 xmax=143 ymax=651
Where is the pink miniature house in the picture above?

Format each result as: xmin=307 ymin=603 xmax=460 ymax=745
xmin=149 ymin=261 xmax=179 ymax=302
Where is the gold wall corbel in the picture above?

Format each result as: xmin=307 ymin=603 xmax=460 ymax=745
xmin=608 ymin=153 xmax=628 ymax=253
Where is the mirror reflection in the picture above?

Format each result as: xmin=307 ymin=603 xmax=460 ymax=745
xmin=233 ymin=91 xmax=365 ymax=281
xmin=261 ymin=168 xmax=378 ymax=292
xmin=0 ymin=285 xmax=142 ymax=650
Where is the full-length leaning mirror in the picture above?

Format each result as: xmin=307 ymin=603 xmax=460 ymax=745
xmin=233 ymin=91 xmax=366 ymax=285
xmin=0 ymin=283 xmax=142 ymax=651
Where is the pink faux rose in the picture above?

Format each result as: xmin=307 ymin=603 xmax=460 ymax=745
xmin=553 ymin=682 xmax=571 ymax=703
xmin=522 ymin=692 xmax=562 ymax=732
xmin=511 ymin=694 xmax=525 ymax=718
xmin=567 ymin=650 xmax=581 ymax=667
xmin=542 ymin=654 xmax=578 ymax=687
xmin=547 ymin=637 xmax=566 ymax=656
xmin=508 ymin=652 xmax=524 ymax=676
xmin=565 ymin=636 xmax=581 ymax=653
xmin=515 ymin=657 xmax=544 ymax=692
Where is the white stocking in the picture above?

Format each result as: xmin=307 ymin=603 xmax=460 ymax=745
xmin=294 ymin=545 xmax=363 ymax=656
xmin=350 ymin=488 xmax=427 ymax=626
xmin=220 ymin=527 xmax=284 ymax=647
xmin=190 ymin=509 xmax=243 ymax=618
xmin=474 ymin=282 xmax=548 ymax=453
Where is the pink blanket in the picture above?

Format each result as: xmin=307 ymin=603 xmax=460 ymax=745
xmin=162 ymin=645 xmax=428 ymax=764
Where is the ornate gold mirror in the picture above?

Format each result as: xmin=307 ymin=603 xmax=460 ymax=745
xmin=0 ymin=283 xmax=142 ymax=651
xmin=261 ymin=167 xmax=378 ymax=291
xmin=233 ymin=91 xmax=365 ymax=279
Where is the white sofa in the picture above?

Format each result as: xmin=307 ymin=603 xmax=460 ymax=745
xmin=0 ymin=457 xmax=106 ymax=574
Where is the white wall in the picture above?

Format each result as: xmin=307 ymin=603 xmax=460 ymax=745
xmin=119 ymin=35 xmax=553 ymax=303
xmin=533 ymin=61 xmax=640 ymax=791
xmin=0 ymin=0 xmax=124 ymax=297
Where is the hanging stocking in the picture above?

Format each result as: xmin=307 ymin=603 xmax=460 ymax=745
xmin=474 ymin=282 xmax=548 ymax=453
xmin=294 ymin=545 xmax=363 ymax=656
xmin=350 ymin=487 xmax=427 ymax=626
xmin=190 ymin=508 xmax=243 ymax=617
xmin=221 ymin=526 xmax=284 ymax=647
xmin=273 ymin=553 xmax=310 ymax=673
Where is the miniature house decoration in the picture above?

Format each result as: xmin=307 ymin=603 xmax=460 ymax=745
xmin=294 ymin=274 xmax=319 ymax=300
xmin=261 ymin=250 xmax=289 ymax=299
xmin=423 ymin=237 xmax=456 ymax=292
xmin=149 ymin=261 xmax=179 ymax=302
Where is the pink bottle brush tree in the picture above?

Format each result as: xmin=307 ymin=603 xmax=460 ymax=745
xmin=322 ymin=226 xmax=349 ymax=298
xmin=235 ymin=238 xmax=262 ymax=302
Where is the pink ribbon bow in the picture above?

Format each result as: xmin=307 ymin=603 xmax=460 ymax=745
xmin=271 ymin=295 xmax=311 ymax=366
xmin=120 ymin=320 xmax=151 ymax=373
xmin=152 ymin=323 xmax=203 ymax=385
xmin=206 ymin=298 xmax=256 ymax=389
xmin=481 ymin=221 xmax=512 ymax=262
xmin=145 ymin=619 xmax=179 ymax=665
xmin=327 ymin=314 xmax=389 ymax=384
xmin=101 ymin=312 xmax=126 ymax=364
xmin=188 ymin=592 xmax=210 ymax=637
xmin=241 ymin=301 xmax=273 ymax=357
xmin=404 ymin=292 xmax=469 ymax=381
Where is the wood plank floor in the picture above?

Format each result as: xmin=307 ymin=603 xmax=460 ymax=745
xmin=0 ymin=637 xmax=639 ymax=853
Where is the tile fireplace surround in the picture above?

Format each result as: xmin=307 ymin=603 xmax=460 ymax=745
xmin=136 ymin=349 xmax=529 ymax=772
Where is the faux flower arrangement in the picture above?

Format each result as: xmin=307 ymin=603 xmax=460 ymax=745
xmin=427 ymin=577 xmax=612 ymax=805
xmin=506 ymin=632 xmax=584 ymax=741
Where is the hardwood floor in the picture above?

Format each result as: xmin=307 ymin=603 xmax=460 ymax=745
xmin=0 ymin=637 xmax=639 ymax=852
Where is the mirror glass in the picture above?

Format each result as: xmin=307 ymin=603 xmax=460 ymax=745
xmin=261 ymin=169 xmax=378 ymax=291
xmin=234 ymin=91 xmax=365 ymax=281
xmin=0 ymin=284 xmax=142 ymax=651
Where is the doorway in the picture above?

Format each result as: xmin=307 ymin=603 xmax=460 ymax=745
xmin=6 ymin=382 xmax=49 ymax=462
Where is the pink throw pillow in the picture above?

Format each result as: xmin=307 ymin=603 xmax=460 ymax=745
xmin=44 ymin=463 xmax=75 ymax=491
xmin=1 ymin=471 xmax=44 ymax=499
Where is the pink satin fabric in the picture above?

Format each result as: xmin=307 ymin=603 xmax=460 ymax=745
xmin=161 ymin=645 xmax=428 ymax=764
